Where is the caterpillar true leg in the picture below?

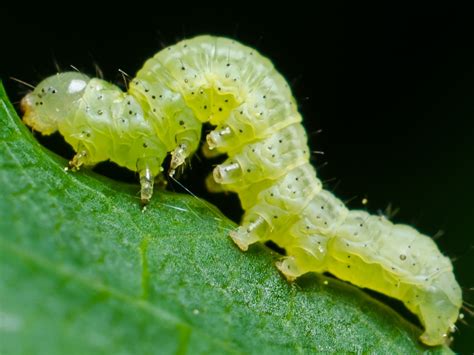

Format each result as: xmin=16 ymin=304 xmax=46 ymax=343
xmin=168 ymin=111 xmax=202 ymax=177
xmin=68 ymin=145 xmax=89 ymax=171
xmin=169 ymin=143 xmax=189 ymax=177
xmin=137 ymin=158 xmax=156 ymax=204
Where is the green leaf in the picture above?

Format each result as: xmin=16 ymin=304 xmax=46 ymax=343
xmin=0 ymin=81 xmax=451 ymax=354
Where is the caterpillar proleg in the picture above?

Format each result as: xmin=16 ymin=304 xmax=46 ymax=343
xmin=20 ymin=35 xmax=462 ymax=346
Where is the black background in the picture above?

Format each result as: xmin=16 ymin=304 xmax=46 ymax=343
xmin=1 ymin=7 xmax=473 ymax=352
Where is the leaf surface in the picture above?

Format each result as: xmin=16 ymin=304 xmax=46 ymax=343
xmin=0 ymin=83 xmax=451 ymax=354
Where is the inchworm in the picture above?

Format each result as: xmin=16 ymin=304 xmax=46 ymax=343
xmin=20 ymin=35 xmax=462 ymax=346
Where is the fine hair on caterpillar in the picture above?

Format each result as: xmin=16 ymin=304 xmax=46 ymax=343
xmin=20 ymin=35 xmax=463 ymax=347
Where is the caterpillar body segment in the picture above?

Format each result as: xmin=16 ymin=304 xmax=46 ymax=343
xmin=274 ymin=208 xmax=461 ymax=346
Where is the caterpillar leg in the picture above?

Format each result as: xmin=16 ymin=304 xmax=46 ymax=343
xmin=415 ymin=283 xmax=461 ymax=346
xmin=169 ymin=143 xmax=189 ymax=177
xmin=68 ymin=147 xmax=89 ymax=171
xmin=206 ymin=126 xmax=232 ymax=151
xmin=276 ymin=256 xmax=306 ymax=282
xmin=213 ymin=161 xmax=243 ymax=184
xmin=137 ymin=158 xmax=157 ymax=205
xmin=230 ymin=215 xmax=268 ymax=251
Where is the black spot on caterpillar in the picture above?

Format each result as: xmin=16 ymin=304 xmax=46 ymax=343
xmin=20 ymin=35 xmax=462 ymax=346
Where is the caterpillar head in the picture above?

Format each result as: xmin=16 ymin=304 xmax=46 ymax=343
xmin=21 ymin=72 xmax=90 ymax=135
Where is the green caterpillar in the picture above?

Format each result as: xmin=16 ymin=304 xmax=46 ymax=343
xmin=21 ymin=35 xmax=462 ymax=346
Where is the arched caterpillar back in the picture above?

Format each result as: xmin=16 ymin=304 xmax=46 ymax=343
xmin=21 ymin=35 xmax=462 ymax=346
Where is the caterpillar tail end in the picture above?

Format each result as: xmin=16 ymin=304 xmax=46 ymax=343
xmin=418 ymin=318 xmax=457 ymax=346
xmin=419 ymin=333 xmax=448 ymax=347
xmin=415 ymin=272 xmax=462 ymax=346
